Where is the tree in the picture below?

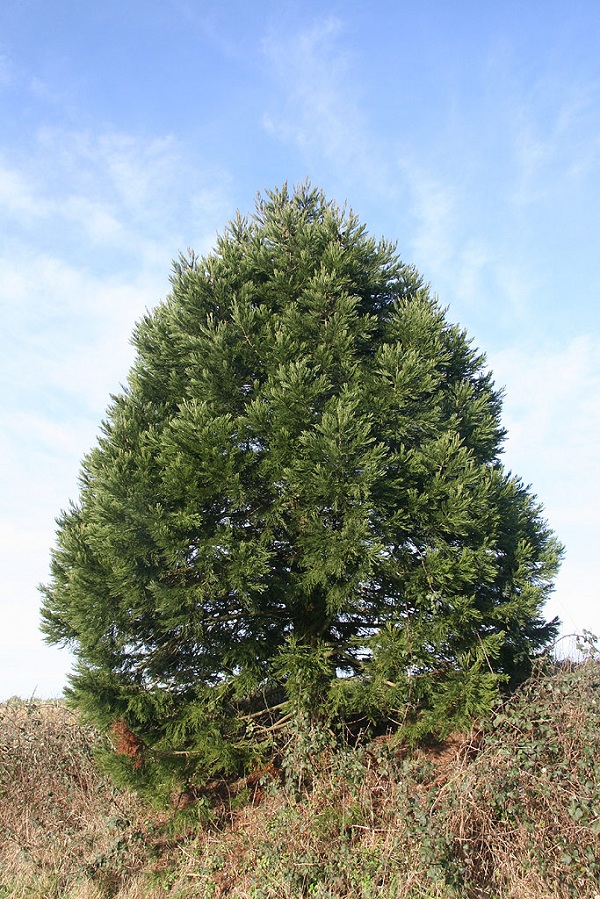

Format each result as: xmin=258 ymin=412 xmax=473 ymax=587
xmin=40 ymin=183 xmax=562 ymax=786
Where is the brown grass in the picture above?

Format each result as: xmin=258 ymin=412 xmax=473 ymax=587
xmin=0 ymin=698 xmax=165 ymax=898
xmin=2 ymin=661 xmax=600 ymax=898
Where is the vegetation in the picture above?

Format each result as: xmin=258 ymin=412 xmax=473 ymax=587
xmin=2 ymin=655 xmax=600 ymax=898
xmin=40 ymin=183 xmax=562 ymax=791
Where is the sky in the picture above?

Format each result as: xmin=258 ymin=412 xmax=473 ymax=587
xmin=1 ymin=0 xmax=599 ymax=699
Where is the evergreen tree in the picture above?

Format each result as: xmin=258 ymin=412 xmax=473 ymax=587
xmin=40 ymin=183 xmax=562 ymax=786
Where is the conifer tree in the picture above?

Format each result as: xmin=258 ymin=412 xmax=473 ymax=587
xmin=40 ymin=183 xmax=562 ymax=786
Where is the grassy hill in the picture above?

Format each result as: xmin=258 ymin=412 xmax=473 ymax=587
xmin=2 ymin=657 xmax=600 ymax=898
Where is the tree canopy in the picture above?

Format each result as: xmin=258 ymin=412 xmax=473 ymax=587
xmin=41 ymin=183 xmax=562 ymax=786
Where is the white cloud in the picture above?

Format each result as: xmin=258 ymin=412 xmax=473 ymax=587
xmin=549 ymin=561 xmax=600 ymax=638
xmin=0 ymin=162 xmax=47 ymax=219
xmin=396 ymin=156 xmax=552 ymax=340
xmin=63 ymin=196 xmax=124 ymax=244
xmin=0 ymin=644 xmax=73 ymax=702
xmin=0 ymin=251 xmax=153 ymax=417
xmin=488 ymin=336 xmax=600 ymax=640
xmin=4 ymin=410 xmax=99 ymax=464
xmin=0 ymin=517 xmax=75 ymax=700
xmin=0 ymin=126 xmax=235 ymax=698
xmin=491 ymin=335 xmax=600 ymax=478
xmin=0 ymin=127 xmax=235 ymax=413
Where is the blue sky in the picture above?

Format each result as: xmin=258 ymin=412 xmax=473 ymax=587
xmin=1 ymin=0 xmax=599 ymax=699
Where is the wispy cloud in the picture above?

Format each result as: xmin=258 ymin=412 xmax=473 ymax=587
xmin=508 ymin=77 xmax=600 ymax=206
xmin=2 ymin=129 xmax=232 ymax=257
xmin=261 ymin=16 xmax=391 ymax=196
xmin=0 ymin=125 xmax=235 ymax=699
xmin=1 ymin=127 xmax=235 ymax=410
xmin=398 ymin=163 xmax=459 ymax=275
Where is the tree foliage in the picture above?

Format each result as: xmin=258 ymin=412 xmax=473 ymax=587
xmin=40 ymin=183 xmax=562 ymax=785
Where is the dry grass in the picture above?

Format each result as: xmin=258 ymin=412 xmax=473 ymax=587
xmin=440 ymin=661 xmax=600 ymax=898
xmin=167 ymin=661 xmax=600 ymax=898
xmin=0 ymin=698 xmax=167 ymax=898
xmin=2 ymin=660 xmax=600 ymax=898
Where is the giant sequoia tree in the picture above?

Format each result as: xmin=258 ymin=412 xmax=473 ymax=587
xmin=41 ymin=184 xmax=562 ymax=784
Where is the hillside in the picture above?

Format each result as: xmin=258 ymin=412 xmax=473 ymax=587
xmin=2 ymin=658 xmax=600 ymax=898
